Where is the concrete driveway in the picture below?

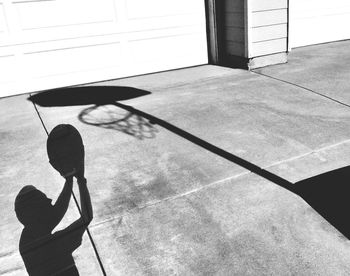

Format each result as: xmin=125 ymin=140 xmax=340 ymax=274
xmin=1 ymin=40 xmax=350 ymax=275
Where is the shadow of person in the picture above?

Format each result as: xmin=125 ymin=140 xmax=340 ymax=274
xmin=293 ymin=166 xmax=350 ymax=239
xmin=15 ymin=124 xmax=93 ymax=275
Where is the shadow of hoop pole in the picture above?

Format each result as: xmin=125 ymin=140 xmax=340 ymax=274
xmin=112 ymin=101 xmax=295 ymax=193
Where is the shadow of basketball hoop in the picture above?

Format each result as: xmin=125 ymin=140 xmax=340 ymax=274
xmin=78 ymin=104 xmax=158 ymax=140
xmin=29 ymin=86 xmax=158 ymax=139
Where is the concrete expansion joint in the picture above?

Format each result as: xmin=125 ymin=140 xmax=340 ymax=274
xmin=252 ymin=71 xmax=350 ymax=109
xmin=89 ymin=172 xmax=252 ymax=230
xmin=263 ymin=138 xmax=350 ymax=172
xmin=137 ymin=171 xmax=251 ymax=209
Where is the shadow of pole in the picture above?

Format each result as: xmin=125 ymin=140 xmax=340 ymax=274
xmin=111 ymin=102 xmax=295 ymax=193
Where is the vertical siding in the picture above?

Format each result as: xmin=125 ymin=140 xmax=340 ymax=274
xmin=249 ymin=0 xmax=288 ymax=57
xmin=223 ymin=0 xmax=245 ymax=57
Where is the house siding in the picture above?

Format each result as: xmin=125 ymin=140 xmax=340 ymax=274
xmin=250 ymin=0 xmax=288 ymax=58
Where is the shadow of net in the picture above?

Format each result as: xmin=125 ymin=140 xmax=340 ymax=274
xmin=79 ymin=104 xmax=158 ymax=140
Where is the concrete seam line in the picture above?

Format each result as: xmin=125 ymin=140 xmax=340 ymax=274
xmin=92 ymin=135 xmax=350 ymax=224
xmin=30 ymin=94 xmax=107 ymax=276
xmin=252 ymin=71 xmax=350 ymax=109
xmin=137 ymin=171 xmax=252 ymax=210
xmin=88 ymin=172 xmax=252 ymax=230
xmin=263 ymin=138 xmax=350 ymax=170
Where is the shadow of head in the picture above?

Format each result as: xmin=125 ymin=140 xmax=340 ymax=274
xmin=28 ymin=86 xmax=151 ymax=107
xmin=294 ymin=166 xmax=350 ymax=239
xmin=28 ymin=86 xmax=157 ymax=139
xmin=15 ymin=185 xmax=55 ymax=231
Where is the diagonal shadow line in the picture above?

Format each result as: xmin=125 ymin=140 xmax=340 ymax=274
xmin=111 ymin=102 xmax=295 ymax=193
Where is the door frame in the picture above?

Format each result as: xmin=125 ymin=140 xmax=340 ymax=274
xmin=205 ymin=0 xmax=224 ymax=65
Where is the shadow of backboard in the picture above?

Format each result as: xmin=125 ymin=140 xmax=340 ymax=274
xmin=28 ymin=86 xmax=151 ymax=107
xmin=29 ymin=86 xmax=156 ymax=139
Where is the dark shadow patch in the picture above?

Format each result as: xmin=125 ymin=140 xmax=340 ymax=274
xmin=294 ymin=166 xmax=350 ymax=239
xmin=28 ymin=86 xmax=156 ymax=139
xmin=28 ymin=86 xmax=151 ymax=107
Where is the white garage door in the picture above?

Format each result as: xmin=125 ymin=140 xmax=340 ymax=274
xmin=290 ymin=0 xmax=350 ymax=48
xmin=0 ymin=0 xmax=208 ymax=97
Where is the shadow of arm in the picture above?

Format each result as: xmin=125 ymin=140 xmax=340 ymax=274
xmin=52 ymin=177 xmax=74 ymax=228
xmin=54 ymin=177 xmax=93 ymax=253
xmin=76 ymin=177 xmax=93 ymax=225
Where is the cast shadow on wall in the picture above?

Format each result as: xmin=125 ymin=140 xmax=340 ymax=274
xmin=29 ymin=86 xmax=158 ymax=140
xmin=29 ymin=86 xmax=350 ymax=240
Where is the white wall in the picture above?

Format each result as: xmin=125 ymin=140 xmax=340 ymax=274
xmin=290 ymin=0 xmax=350 ymax=48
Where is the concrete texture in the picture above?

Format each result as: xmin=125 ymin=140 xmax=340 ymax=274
xmin=91 ymin=175 xmax=350 ymax=275
xmin=2 ymin=41 xmax=350 ymax=275
xmin=254 ymin=40 xmax=350 ymax=106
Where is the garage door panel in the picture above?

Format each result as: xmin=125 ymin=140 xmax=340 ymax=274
xmin=14 ymin=0 xmax=116 ymax=30
xmin=292 ymin=14 xmax=350 ymax=47
xmin=291 ymin=0 xmax=350 ymax=48
xmin=125 ymin=13 xmax=205 ymax=32
xmin=23 ymin=41 xmax=123 ymax=77
xmin=0 ymin=0 xmax=207 ymax=97
xmin=0 ymin=54 xmax=17 ymax=82
xmin=124 ymin=24 xmax=204 ymax=41
xmin=16 ymin=13 xmax=205 ymax=45
xmin=129 ymin=33 xmax=205 ymax=63
xmin=0 ymin=4 xmax=6 ymax=33
xmin=2 ymin=0 xmax=120 ymax=46
xmin=14 ymin=21 xmax=118 ymax=45
xmin=293 ymin=0 xmax=349 ymax=12
xmin=294 ymin=5 xmax=350 ymax=18
xmin=126 ymin=0 xmax=203 ymax=19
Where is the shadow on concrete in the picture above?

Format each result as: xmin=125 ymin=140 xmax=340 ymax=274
xmin=29 ymin=86 xmax=350 ymax=239
xmin=294 ymin=166 xmax=350 ymax=239
xmin=28 ymin=86 xmax=151 ymax=106
xmin=79 ymin=104 xmax=158 ymax=140
xmin=29 ymin=86 xmax=157 ymax=140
